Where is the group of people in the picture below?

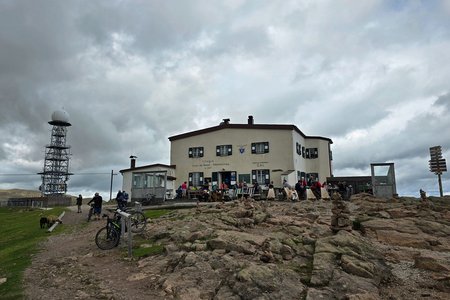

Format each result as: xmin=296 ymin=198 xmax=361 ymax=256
xmin=173 ymin=176 xmax=334 ymax=202
xmin=75 ymin=192 xmax=103 ymax=219
xmin=115 ymin=190 xmax=129 ymax=210
xmin=74 ymin=190 xmax=129 ymax=221
xmin=275 ymin=177 xmax=325 ymax=201
xmin=175 ymin=180 xmax=263 ymax=202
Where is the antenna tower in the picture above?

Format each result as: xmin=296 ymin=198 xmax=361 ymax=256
xmin=38 ymin=110 xmax=73 ymax=195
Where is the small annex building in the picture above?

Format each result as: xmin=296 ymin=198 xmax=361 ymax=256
xmin=120 ymin=157 xmax=176 ymax=201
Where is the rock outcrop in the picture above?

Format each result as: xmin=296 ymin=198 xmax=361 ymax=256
xmin=24 ymin=194 xmax=450 ymax=299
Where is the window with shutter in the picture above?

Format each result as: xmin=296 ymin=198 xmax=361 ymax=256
xmin=252 ymin=169 xmax=270 ymax=185
xmin=251 ymin=142 xmax=269 ymax=154
xmin=190 ymin=172 xmax=204 ymax=187
xmin=217 ymin=145 xmax=232 ymax=156
xmin=189 ymin=147 xmax=204 ymax=158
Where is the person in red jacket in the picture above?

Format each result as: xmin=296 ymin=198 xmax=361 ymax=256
xmin=312 ymin=180 xmax=322 ymax=200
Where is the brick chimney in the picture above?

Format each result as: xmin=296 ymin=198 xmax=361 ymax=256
xmin=129 ymin=155 xmax=137 ymax=169
xmin=248 ymin=115 xmax=254 ymax=125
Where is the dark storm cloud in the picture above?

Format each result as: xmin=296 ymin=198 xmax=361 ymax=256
xmin=1 ymin=0 xmax=450 ymax=197
xmin=435 ymin=93 xmax=450 ymax=110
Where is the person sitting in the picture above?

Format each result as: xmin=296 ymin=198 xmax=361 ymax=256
xmin=176 ymin=185 xmax=183 ymax=199
xmin=283 ymin=186 xmax=292 ymax=201
xmin=267 ymin=183 xmax=275 ymax=200
xmin=291 ymin=187 xmax=299 ymax=201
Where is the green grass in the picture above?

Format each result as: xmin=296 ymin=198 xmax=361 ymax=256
xmin=132 ymin=244 xmax=165 ymax=258
xmin=143 ymin=209 xmax=171 ymax=219
xmin=0 ymin=207 xmax=66 ymax=299
xmin=128 ymin=210 xmax=171 ymax=259
xmin=0 ymin=207 xmax=171 ymax=298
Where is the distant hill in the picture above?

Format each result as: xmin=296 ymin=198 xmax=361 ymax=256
xmin=0 ymin=189 xmax=42 ymax=201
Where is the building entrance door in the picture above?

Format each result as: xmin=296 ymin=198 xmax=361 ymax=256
xmin=212 ymin=171 xmax=236 ymax=189
xmin=218 ymin=171 xmax=236 ymax=188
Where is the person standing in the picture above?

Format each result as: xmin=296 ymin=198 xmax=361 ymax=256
xmin=267 ymin=182 xmax=275 ymax=200
xmin=76 ymin=194 xmax=83 ymax=213
xmin=88 ymin=192 xmax=103 ymax=220
xmin=181 ymin=181 xmax=188 ymax=198
xmin=295 ymin=180 xmax=305 ymax=201
xmin=116 ymin=190 xmax=125 ymax=210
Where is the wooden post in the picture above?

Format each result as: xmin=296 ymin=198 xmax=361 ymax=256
xmin=47 ymin=211 xmax=65 ymax=233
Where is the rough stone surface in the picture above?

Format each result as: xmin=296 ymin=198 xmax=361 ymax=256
xmin=23 ymin=196 xmax=450 ymax=299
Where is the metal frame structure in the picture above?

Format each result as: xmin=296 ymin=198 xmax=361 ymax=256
xmin=38 ymin=118 xmax=72 ymax=195
xmin=371 ymin=163 xmax=397 ymax=198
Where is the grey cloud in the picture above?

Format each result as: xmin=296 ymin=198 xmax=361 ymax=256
xmin=435 ymin=93 xmax=450 ymax=110
xmin=1 ymin=1 xmax=450 ymax=198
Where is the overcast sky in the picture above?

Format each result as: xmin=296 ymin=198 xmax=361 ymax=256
xmin=1 ymin=0 xmax=449 ymax=198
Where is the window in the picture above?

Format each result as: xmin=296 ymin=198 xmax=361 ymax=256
xmin=251 ymin=142 xmax=269 ymax=154
xmin=297 ymin=171 xmax=306 ymax=180
xmin=296 ymin=143 xmax=302 ymax=155
xmin=145 ymin=173 xmax=164 ymax=188
xmin=216 ymin=145 xmax=232 ymax=156
xmin=302 ymin=146 xmax=305 ymax=158
xmin=189 ymin=147 xmax=204 ymax=158
xmin=310 ymin=148 xmax=318 ymax=159
xmin=238 ymin=174 xmax=250 ymax=184
xmin=305 ymin=148 xmax=318 ymax=159
xmin=252 ymin=169 xmax=270 ymax=185
xmin=306 ymin=173 xmax=319 ymax=185
xmin=132 ymin=174 xmax=143 ymax=188
xmin=188 ymin=172 xmax=204 ymax=187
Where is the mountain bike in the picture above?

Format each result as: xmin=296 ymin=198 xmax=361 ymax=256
xmin=116 ymin=206 xmax=147 ymax=233
xmin=87 ymin=203 xmax=95 ymax=222
xmin=95 ymin=213 xmax=121 ymax=250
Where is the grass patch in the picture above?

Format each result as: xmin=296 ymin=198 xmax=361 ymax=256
xmin=144 ymin=209 xmax=171 ymax=219
xmin=0 ymin=207 xmax=66 ymax=299
xmin=131 ymin=235 xmax=165 ymax=258
xmin=133 ymin=244 xmax=165 ymax=258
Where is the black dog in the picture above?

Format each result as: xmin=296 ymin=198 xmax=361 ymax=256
xmin=40 ymin=217 xmax=49 ymax=228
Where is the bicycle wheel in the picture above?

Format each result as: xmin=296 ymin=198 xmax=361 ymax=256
xmin=95 ymin=226 xmax=120 ymax=250
xmin=129 ymin=211 xmax=147 ymax=233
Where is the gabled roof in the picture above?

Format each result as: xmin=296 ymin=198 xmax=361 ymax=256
xmin=119 ymin=163 xmax=176 ymax=174
xmin=168 ymin=123 xmax=333 ymax=143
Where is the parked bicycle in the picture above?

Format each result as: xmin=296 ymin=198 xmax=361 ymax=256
xmin=142 ymin=193 xmax=156 ymax=206
xmin=95 ymin=213 xmax=121 ymax=250
xmin=116 ymin=206 xmax=147 ymax=233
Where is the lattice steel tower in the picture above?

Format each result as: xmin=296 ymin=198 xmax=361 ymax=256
xmin=38 ymin=110 xmax=73 ymax=195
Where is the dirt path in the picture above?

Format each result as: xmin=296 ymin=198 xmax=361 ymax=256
xmin=23 ymin=205 xmax=162 ymax=300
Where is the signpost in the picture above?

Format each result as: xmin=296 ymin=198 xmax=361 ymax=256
xmin=429 ymin=146 xmax=447 ymax=197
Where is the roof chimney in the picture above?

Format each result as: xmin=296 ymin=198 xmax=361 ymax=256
xmin=129 ymin=155 xmax=137 ymax=169
xmin=248 ymin=115 xmax=254 ymax=125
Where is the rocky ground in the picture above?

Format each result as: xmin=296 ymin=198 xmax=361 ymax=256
xmin=23 ymin=194 xmax=450 ymax=299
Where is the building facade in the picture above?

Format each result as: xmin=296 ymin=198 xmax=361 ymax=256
xmin=120 ymin=161 xmax=176 ymax=201
xmin=169 ymin=116 xmax=333 ymax=189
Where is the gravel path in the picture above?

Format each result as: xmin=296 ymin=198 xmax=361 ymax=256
xmin=23 ymin=204 xmax=161 ymax=300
